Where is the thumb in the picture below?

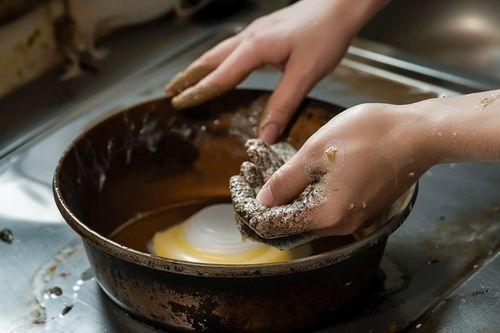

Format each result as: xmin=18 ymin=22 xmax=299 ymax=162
xmin=259 ymin=51 xmax=318 ymax=144
xmin=256 ymin=152 xmax=310 ymax=207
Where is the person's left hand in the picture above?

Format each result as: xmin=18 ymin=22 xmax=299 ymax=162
xmin=165 ymin=0 xmax=382 ymax=143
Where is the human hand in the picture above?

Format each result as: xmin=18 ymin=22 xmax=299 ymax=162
xmin=165 ymin=0 xmax=386 ymax=143
xmin=255 ymin=102 xmax=433 ymax=235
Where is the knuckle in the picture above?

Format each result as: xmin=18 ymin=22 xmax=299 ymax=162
xmin=351 ymin=102 xmax=387 ymax=116
xmin=353 ymin=103 xmax=373 ymax=114
xmin=303 ymin=133 xmax=325 ymax=150
xmin=269 ymin=98 xmax=295 ymax=118
xmin=244 ymin=32 xmax=269 ymax=49
xmin=268 ymin=167 xmax=292 ymax=197
xmin=247 ymin=16 xmax=267 ymax=30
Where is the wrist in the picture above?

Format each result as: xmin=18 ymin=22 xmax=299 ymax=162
xmin=337 ymin=0 xmax=389 ymax=34
xmin=407 ymin=98 xmax=467 ymax=166
xmin=399 ymin=101 xmax=444 ymax=169
xmin=322 ymin=0 xmax=388 ymax=37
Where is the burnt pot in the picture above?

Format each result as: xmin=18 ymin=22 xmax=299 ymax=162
xmin=53 ymin=89 xmax=417 ymax=332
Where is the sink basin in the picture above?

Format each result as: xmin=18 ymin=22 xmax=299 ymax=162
xmin=358 ymin=0 xmax=500 ymax=83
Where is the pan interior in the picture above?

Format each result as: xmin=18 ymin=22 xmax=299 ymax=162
xmin=108 ymin=197 xmax=356 ymax=264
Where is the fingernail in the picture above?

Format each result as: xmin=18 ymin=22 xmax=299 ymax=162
xmin=171 ymin=83 xmax=225 ymax=109
xmin=256 ymin=183 xmax=274 ymax=207
xmin=165 ymin=64 xmax=213 ymax=97
xmin=164 ymin=85 xmax=174 ymax=97
xmin=259 ymin=123 xmax=279 ymax=144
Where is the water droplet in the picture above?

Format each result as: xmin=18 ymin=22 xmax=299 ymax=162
xmin=98 ymin=173 xmax=106 ymax=192
xmin=80 ymin=268 xmax=94 ymax=281
xmin=107 ymin=140 xmax=113 ymax=152
xmin=416 ymin=323 xmax=422 ymax=329
xmin=200 ymin=125 xmax=207 ymax=131
xmin=409 ymin=171 xmax=416 ymax=177
xmin=452 ymin=132 xmax=457 ymax=136
xmin=361 ymin=201 xmax=367 ymax=209
xmin=349 ymin=203 xmax=355 ymax=210
xmin=437 ymin=132 xmax=442 ymax=136
xmin=345 ymin=281 xmax=352 ymax=286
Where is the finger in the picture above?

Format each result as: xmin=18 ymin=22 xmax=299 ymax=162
xmin=245 ymin=139 xmax=280 ymax=180
xmin=171 ymin=41 xmax=264 ymax=109
xmin=164 ymin=64 xmax=213 ymax=97
xmin=164 ymin=37 xmax=239 ymax=96
xmin=240 ymin=161 xmax=264 ymax=188
xmin=256 ymin=151 xmax=311 ymax=207
xmin=259 ymin=52 xmax=318 ymax=143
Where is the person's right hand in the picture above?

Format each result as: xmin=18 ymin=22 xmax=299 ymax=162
xmin=165 ymin=0 xmax=386 ymax=143
xmin=255 ymin=102 xmax=434 ymax=235
xmin=254 ymin=89 xmax=500 ymax=236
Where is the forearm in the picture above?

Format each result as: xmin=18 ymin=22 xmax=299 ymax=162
xmin=417 ymin=90 xmax=500 ymax=164
xmin=323 ymin=0 xmax=389 ymax=38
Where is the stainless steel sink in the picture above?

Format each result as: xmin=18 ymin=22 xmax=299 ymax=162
xmin=358 ymin=0 xmax=500 ymax=88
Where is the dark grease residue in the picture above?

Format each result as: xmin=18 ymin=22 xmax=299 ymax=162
xmin=61 ymin=305 xmax=73 ymax=316
xmin=0 ymin=228 xmax=13 ymax=244
xmin=47 ymin=286 xmax=63 ymax=298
